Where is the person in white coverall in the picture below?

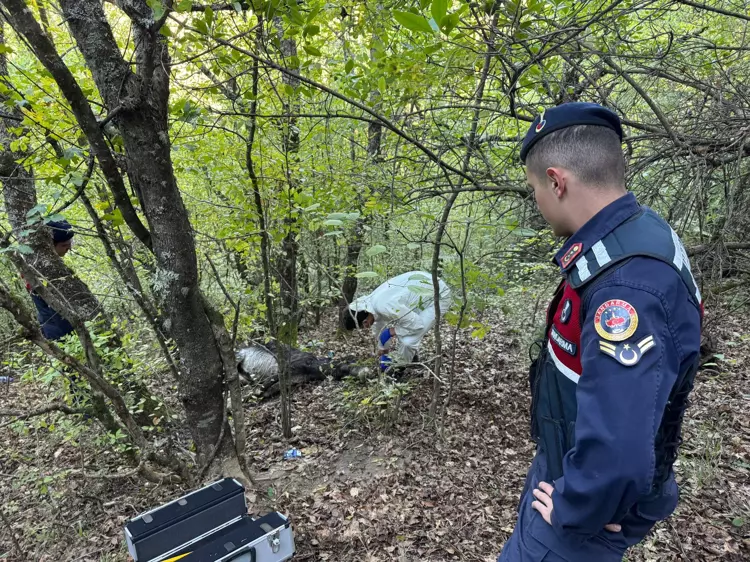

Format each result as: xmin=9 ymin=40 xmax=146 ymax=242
xmin=344 ymin=271 xmax=452 ymax=371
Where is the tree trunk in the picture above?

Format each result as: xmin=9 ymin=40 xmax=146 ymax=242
xmin=428 ymin=14 xmax=497 ymax=422
xmin=274 ymin=17 xmax=301 ymax=439
xmin=337 ymin=42 xmax=381 ymax=329
xmin=338 ymin=219 xmax=365 ymax=327
xmin=1 ymin=0 xmax=239 ymax=470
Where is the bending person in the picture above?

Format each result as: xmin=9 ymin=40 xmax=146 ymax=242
xmin=344 ymin=271 xmax=452 ymax=371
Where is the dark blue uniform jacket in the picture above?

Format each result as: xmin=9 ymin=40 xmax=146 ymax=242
xmin=524 ymin=192 xmax=702 ymax=557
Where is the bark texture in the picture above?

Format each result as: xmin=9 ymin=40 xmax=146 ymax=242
xmin=1 ymin=0 xmax=237 ymax=467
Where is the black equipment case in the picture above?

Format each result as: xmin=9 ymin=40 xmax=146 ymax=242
xmin=124 ymin=477 xmax=295 ymax=562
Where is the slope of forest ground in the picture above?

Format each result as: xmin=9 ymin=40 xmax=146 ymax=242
xmin=1 ymin=307 xmax=748 ymax=562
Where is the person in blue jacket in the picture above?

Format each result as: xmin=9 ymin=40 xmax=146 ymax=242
xmin=25 ymin=220 xmax=76 ymax=341
xmin=497 ymin=103 xmax=703 ymax=561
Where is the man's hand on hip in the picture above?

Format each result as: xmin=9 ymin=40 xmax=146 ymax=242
xmin=531 ymin=482 xmax=622 ymax=533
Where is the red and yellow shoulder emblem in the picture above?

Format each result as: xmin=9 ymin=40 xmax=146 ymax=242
xmin=594 ymin=299 xmax=638 ymax=341
xmin=561 ymin=243 xmax=582 ymax=269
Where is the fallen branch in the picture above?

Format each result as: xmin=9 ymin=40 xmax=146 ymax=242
xmin=0 ymin=505 xmax=22 ymax=559
xmin=0 ymin=402 xmax=89 ymax=428
xmin=687 ymin=242 xmax=750 ymax=256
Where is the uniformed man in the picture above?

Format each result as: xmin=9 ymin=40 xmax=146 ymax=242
xmin=344 ymin=270 xmax=452 ymax=372
xmin=24 ymin=219 xmax=76 ymax=341
xmin=497 ymin=102 xmax=703 ymax=561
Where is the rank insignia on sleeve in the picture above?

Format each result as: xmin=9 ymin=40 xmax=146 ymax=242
xmin=599 ymin=336 xmax=655 ymax=367
xmin=594 ymin=299 xmax=638 ymax=341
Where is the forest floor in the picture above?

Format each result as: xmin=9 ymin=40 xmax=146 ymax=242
xmin=0 ymin=308 xmax=749 ymax=561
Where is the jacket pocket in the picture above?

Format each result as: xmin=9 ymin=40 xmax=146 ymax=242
xmin=538 ymin=416 xmax=566 ymax=482
xmin=635 ymin=478 xmax=679 ymax=521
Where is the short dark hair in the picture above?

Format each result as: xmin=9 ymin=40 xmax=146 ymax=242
xmin=343 ymin=309 xmax=370 ymax=331
xmin=526 ymin=124 xmax=626 ymax=188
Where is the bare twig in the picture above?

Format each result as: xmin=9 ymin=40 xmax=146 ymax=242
xmin=0 ymin=402 xmax=89 ymax=428
xmin=49 ymin=153 xmax=95 ymax=215
xmin=0 ymin=505 xmax=22 ymax=559
xmin=676 ymin=0 xmax=750 ymax=22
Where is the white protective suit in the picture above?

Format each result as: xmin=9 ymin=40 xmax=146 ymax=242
xmin=349 ymin=271 xmax=452 ymax=363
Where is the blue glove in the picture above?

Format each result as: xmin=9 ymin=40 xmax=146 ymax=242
xmin=379 ymin=328 xmax=393 ymax=347
xmin=379 ymin=355 xmax=392 ymax=372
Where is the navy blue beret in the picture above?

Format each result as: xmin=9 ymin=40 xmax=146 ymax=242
xmin=520 ymin=102 xmax=623 ymax=163
xmin=48 ymin=219 xmax=74 ymax=244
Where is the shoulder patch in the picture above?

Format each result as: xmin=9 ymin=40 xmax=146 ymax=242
xmin=599 ymin=336 xmax=655 ymax=366
xmin=561 ymin=243 xmax=583 ymax=269
xmin=594 ymin=299 xmax=638 ymax=341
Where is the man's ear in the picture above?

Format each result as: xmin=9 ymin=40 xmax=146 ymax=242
xmin=546 ymin=167 xmax=567 ymax=199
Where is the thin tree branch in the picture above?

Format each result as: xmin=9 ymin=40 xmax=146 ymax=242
xmin=49 ymin=153 xmax=95 ymax=215
xmin=688 ymin=242 xmax=750 ymax=256
xmin=0 ymin=505 xmax=22 ymax=559
xmin=174 ymin=17 xmax=528 ymax=196
xmin=0 ymin=402 xmax=89 ymax=428
xmin=599 ymin=52 xmax=682 ymax=148
xmin=676 ymin=0 xmax=750 ymax=22
xmin=0 ymin=0 xmax=153 ymax=250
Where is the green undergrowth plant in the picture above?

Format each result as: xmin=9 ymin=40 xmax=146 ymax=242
xmin=337 ymin=373 xmax=417 ymax=433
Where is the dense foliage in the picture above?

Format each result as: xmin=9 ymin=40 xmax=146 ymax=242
xmin=0 ymin=0 xmax=748 ymax=480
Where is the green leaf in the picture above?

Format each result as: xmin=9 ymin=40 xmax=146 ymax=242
xmin=302 ymin=203 xmax=321 ymax=212
xmin=394 ymin=11 xmax=434 ymax=34
xmin=26 ymin=203 xmax=47 ymax=218
xmin=327 ymin=212 xmax=348 ymax=220
xmin=233 ymin=2 xmax=243 ymax=13
xmin=283 ymin=83 xmax=296 ymax=96
xmin=355 ymin=271 xmax=378 ymax=279
xmin=732 ymin=517 xmax=744 ymax=527
xmin=205 ymin=6 xmax=214 ymax=26
xmin=147 ymin=0 xmax=165 ymax=20
xmin=304 ymin=24 xmax=320 ymax=37
xmin=431 ymin=0 xmax=448 ymax=25
xmin=0 ymin=44 xmax=14 ymax=55
xmin=408 ymin=285 xmax=432 ymax=296
xmin=345 ymin=58 xmax=355 ymax=74
xmin=324 ymin=219 xmax=343 ymax=226
xmin=159 ymin=24 xmax=172 ymax=37
xmin=16 ymin=244 xmax=33 ymax=255
xmin=175 ymin=0 xmax=192 ymax=12
xmin=378 ymin=76 xmax=386 ymax=94
xmin=366 ymin=245 xmax=387 ymax=257
xmin=407 ymin=242 xmax=420 ymax=250
xmin=323 ymin=230 xmax=344 ymax=237
xmin=307 ymin=3 xmax=322 ymax=22
xmin=288 ymin=5 xmax=305 ymax=25
xmin=69 ymin=172 xmax=84 ymax=187
xmin=440 ymin=12 xmax=460 ymax=34
xmin=303 ymin=45 xmax=322 ymax=56
xmin=471 ymin=324 xmax=489 ymax=339
xmin=110 ymin=208 xmax=125 ymax=227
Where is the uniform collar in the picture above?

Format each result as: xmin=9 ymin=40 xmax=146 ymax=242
xmin=554 ymin=192 xmax=640 ymax=271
